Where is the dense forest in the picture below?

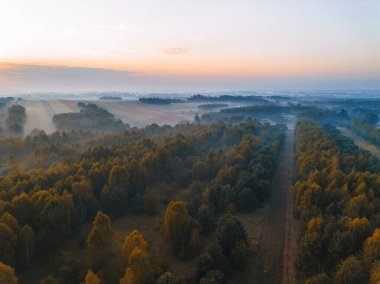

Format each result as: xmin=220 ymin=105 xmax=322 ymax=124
xmin=2 ymin=96 xmax=380 ymax=283
xmin=293 ymin=121 xmax=380 ymax=283
xmin=0 ymin=119 xmax=285 ymax=283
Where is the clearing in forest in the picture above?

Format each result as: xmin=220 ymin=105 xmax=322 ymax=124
xmin=241 ymin=116 xmax=298 ymax=284
xmin=338 ymin=127 xmax=380 ymax=159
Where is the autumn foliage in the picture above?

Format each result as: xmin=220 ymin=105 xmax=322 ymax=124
xmin=293 ymin=121 xmax=380 ymax=283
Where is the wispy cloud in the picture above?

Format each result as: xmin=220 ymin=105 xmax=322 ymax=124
xmin=163 ymin=47 xmax=190 ymax=55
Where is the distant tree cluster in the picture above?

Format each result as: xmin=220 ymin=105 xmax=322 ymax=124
xmin=363 ymin=113 xmax=379 ymax=125
xmin=99 ymin=96 xmax=122 ymax=101
xmin=297 ymin=107 xmax=349 ymax=126
xmin=293 ymin=120 xmax=380 ymax=283
xmin=53 ymin=103 xmax=128 ymax=131
xmin=202 ymin=104 xmax=350 ymax=126
xmin=188 ymin=94 xmax=268 ymax=103
xmin=139 ymin=97 xmax=184 ymax=104
xmin=0 ymin=97 xmax=14 ymax=105
xmin=6 ymin=105 xmax=26 ymax=134
xmin=198 ymin=103 xmax=229 ymax=110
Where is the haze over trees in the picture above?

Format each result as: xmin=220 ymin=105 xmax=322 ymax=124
xmin=0 ymin=93 xmax=379 ymax=283
xmin=53 ymin=103 xmax=127 ymax=131
xmin=0 ymin=115 xmax=285 ymax=283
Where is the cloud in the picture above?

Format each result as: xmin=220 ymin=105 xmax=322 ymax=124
xmin=163 ymin=47 xmax=190 ymax=55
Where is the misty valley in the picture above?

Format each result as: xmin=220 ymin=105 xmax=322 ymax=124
xmin=0 ymin=92 xmax=379 ymax=284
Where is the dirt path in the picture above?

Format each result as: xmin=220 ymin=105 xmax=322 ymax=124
xmin=338 ymin=127 xmax=380 ymax=159
xmin=253 ymin=117 xmax=297 ymax=284
xmin=282 ymin=120 xmax=299 ymax=284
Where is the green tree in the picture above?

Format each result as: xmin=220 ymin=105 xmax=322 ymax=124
xmin=199 ymin=270 xmax=225 ymax=284
xmin=229 ymin=240 xmax=250 ymax=270
xmin=157 ymin=272 xmax=180 ymax=284
xmin=143 ymin=189 xmax=159 ymax=216
xmin=197 ymin=205 xmax=215 ymax=234
xmin=72 ymin=179 xmax=99 ymax=222
xmin=333 ymin=256 xmax=367 ymax=284
xmin=0 ymin=223 xmax=17 ymax=265
xmin=216 ymin=214 xmax=246 ymax=255
xmin=18 ymin=225 xmax=34 ymax=268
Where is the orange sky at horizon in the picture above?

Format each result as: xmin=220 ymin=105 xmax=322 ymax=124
xmin=2 ymin=52 xmax=378 ymax=78
xmin=0 ymin=0 xmax=379 ymax=91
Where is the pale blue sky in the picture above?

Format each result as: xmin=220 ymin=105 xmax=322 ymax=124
xmin=0 ymin=0 xmax=379 ymax=92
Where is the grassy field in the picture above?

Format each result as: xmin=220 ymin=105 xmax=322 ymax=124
xmin=21 ymin=100 xmax=57 ymax=135
xmin=338 ymin=127 xmax=380 ymax=159
xmin=17 ymin=99 xmax=267 ymax=134
xmin=19 ymin=99 xmax=200 ymax=134
xmin=96 ymin=101 xmax=199 ymax=127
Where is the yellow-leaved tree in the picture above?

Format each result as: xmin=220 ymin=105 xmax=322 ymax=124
xmin=120 ymin=247 xmax=151 ymax=284
xmin=84 ymin=270 xmax=101 ymax=284
xmin=0 ymin=262 xmax=17 ymax=284
xmin=87 ymin=211 xmax=115 ymax=269
xmin=121 ymin=229 xmax=148 ymax=269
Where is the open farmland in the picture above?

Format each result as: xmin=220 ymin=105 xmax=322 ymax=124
xmin=21 ymin=100 xmax=57 ymax=135
xmin=20 ymin=100 xmax=81 ymax=136
xmin=338 ymin=127 xmax=380 ymax=159
xmin=96 ymin=101 xmax=199 ymax=127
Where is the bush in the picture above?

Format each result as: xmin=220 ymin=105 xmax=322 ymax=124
xmin=216 ymin=214 xmax=247 ymax=255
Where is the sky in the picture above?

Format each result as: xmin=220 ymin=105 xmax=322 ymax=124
xmin=0 ymin=0 xmax=379 ymax=93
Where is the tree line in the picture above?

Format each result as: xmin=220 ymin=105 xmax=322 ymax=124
xmin=293 ymin=120 xmax=380 ymax=284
